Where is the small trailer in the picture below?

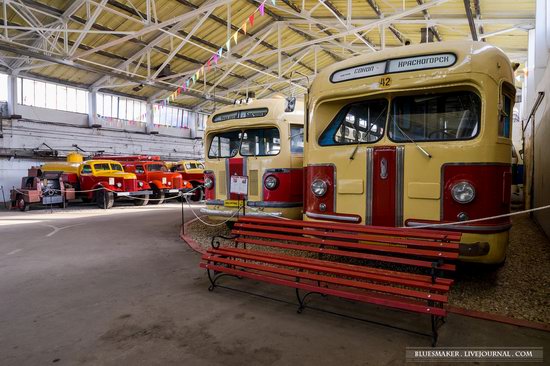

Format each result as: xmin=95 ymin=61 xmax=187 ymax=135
xmin=10 ymin=168 xmax=76 ymax=211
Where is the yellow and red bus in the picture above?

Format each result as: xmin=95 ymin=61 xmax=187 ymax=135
xmin=201 ymin=98 xmax=304 ymax=220
xmin=304 ymin=41 xmax=515 ymax=264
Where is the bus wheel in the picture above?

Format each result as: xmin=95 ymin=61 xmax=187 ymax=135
xmin=17 ymin=196 xmax=29 ymax=212
xmin=133 ymin=194 xmax=149 ymax=206
xmin=190 ymin=183 xmax=204 ymax=202
xmin=151 ymin=188 xmax=165 ymax=205
xmin=96 ymin=190 xmax=114 ymax=209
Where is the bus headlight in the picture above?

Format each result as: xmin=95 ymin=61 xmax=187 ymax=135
xmin=451 ymin=181 xmax=475 ymax=203
xmin=311 ymin=179 xmax=328 ymax=197
xmin=204 ymin=177 xmax=213 ymax=189
xmin=264 ymin=175 xmax=278 ymax=190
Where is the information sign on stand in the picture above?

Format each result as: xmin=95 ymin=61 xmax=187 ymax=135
xmin=230 ymin=175 xmax=248 ymax=216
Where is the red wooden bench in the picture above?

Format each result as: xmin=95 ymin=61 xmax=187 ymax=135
xmin=200 ymin=217 xmax=461 ymax=346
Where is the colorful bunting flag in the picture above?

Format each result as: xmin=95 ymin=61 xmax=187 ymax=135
xmin=217 ymin=48 xmax=223 ymax=58
xmin=233 ymin=31 xmax=238 ymax=44
xmin=271 ymin=0 xmax=276 ymax=5
xmin=213 ymin=54 xmax=218 ymax=64
xmin=249 ymin=14 xmax=254 ymax=27
xmin=259 ymin=3 xmax=265 ymax=16
xmin=226 ymin=40 xmax=231 ymax=52
xmin=243 ymin=22 xmax=247 ymax=34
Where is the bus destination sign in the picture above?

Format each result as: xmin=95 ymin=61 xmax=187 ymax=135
xmin=330 ymin=53 xmax=457 ymax=83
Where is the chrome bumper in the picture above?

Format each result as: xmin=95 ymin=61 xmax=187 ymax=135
xmin=199 ymin=208 xmax=283 ymax=218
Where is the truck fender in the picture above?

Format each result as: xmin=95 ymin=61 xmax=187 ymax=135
xmin=149 ymin=180 xmax=164 ymax=190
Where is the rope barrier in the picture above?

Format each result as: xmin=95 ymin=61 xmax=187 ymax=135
xmin=403 ymin=204 xmax=550 ymax=229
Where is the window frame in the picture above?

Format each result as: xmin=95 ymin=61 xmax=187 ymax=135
xmin=318 ymin=98 xmax=389 ymax=147
xmin=239 ymin=127 xmax=281 ymax=157
xmin=387 ymin=89 xmax=482 ymax=143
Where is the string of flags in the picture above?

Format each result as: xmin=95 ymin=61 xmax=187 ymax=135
xmin=158 ymin=0 xmax=276 ymax=108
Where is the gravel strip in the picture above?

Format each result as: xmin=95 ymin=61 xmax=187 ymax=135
xmin=187 ymin=214 xmax=550 ymax=324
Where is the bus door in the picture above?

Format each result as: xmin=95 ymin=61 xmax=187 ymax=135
xmin=365 ymin=146 xmax=404 ymax=227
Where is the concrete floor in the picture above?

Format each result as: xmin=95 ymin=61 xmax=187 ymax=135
xmin=0 ymin=204 xmax=548 ymax=366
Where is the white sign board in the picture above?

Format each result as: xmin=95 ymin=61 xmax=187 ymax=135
xmin=387 ymin=53 xmax=456 ymax=73
xmin=331 ymin=61 xmax=386 ymax=83
xmin=230 ymin=175 xmax=248 ymax=195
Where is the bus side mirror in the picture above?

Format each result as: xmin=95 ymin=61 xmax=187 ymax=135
xmin=285 ymin=97 xmax=296 ymax=112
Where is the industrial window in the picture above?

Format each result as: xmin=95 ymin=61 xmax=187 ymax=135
xmin=240 ymin=128 xmax=280 ymax=156
xmin=153 ymin=105 xmax=192 ymax=128
xmin=97 ymin=93 xmax=146 ymax=123
xmin=197 ymin=113 xmax=208 ymax=130
xmin=17 ymin=76 xmax=88 ymax=113
xmin=0 ymin=73 xmax=7 ymax=102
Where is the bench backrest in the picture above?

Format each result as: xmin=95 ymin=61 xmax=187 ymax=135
xmin=231 ymin=217 xmax=461 ymax=273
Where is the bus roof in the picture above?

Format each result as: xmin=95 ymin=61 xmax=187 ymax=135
xmin=206 ymin=98 xmax=304 ymax=131
xmin=311 ymin=41 xmax=514 ymax=95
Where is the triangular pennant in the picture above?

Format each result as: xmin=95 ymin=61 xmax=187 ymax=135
xmin=226 ymin=40 xmax=231 ymax=53
xmin=259 ymin=3 xmax=265 ymax=16
xmin=192 ymin=75 xmax=196 ymax=83
xmin=201 ymin=65 xmax=205 ymax=75
xmin=271 ymin=0 xmax=276 ymax=5
xmin=177 ymin=87 xmax=182 ymax=94
xmin=218 ymin=47 xmax=223 ymax=57
xmin=233 ymin=31 xmax=238 ymax=44
xmin=213 ymin=54 xmax=218 ymax=64
xmin=186 ymin=79 xmax=190 ymax=88
xmin=207 ymin=59 xmax=211 ymax=69
xmin=243 ymin=22 xmax=247 ymax=34
xmin=249 ymin=13 xmax=254 ymax=27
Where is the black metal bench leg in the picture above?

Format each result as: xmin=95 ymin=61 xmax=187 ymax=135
xmin=207 ymin=268 xmax=217 ymax=292
xmin=207 ymin=267 xmax=243 ymax=292
xmin=431 ymin=315 xmax=438 ymax=347
xmin=296 ymin=288 xmax=306 ymax=314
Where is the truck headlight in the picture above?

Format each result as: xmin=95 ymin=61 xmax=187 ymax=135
xmin=116 ymin=182 xmax=122 ymax=188
xmin=451 ymin=181 xmax=475 ymax=203
xmin=204 ymin=177 xmax=213 ymax=189
xmin=138 ymin=181 xmax=144 ymax=187
xmin=264 ymin=175 xmax=278 ymax=190
xmin=311 ymin=179 xmax=328 ymax=197
xmin=168 ymin=181 xmax=172 ymax=186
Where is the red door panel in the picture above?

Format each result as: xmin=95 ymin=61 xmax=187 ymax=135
xmin=372 ymin=147 xmax=396 ymax=227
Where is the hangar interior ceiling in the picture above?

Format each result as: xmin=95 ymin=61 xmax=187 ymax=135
xmin=0 ymin=0 xmax=535 ymax=113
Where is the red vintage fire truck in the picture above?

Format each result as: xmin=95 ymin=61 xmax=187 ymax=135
xmin=41 ymin=153 xmax=153 ymax=209
xmin=94 ymin=155 xmax=192 ymax=204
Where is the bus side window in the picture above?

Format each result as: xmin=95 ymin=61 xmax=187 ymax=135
xmin=499 ymin=94 xmax=512 ymax=138
xmin=290 ymin=125 xmax=304 ymax=154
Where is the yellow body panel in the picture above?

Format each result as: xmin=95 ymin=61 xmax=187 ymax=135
xmin=306 ymin=41 xmax=514 ymax=264
xmin=42 ymin=159 xmax=136 ymax=180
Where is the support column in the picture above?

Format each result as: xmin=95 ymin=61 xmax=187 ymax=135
xmin=88 ymin=89 xmax=98 ymax=127
xmin=7 ymin=74 xmax=17 ymax=116
xmin=145 ymin=102 xmax=154 ymax=134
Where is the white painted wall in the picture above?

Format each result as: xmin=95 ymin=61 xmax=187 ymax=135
xmin=523 ymin=0 xmax=550 ymax=237
xmin=0 ymin=158 xmax=43 ymax=203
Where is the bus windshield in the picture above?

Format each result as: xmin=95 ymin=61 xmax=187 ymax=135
xmin=208 ymin=131 xmax=241 ymax=158
xmin=240 ymin=128 xmax=280 ymax=156
xmin=208 ymin=128 xmax=281 ymax=158
xmin=389 ymin=91 xmax=481 ymax=142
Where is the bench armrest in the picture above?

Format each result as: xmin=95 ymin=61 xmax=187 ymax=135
xmin=211 ymin=234 xmax=240 ymax=249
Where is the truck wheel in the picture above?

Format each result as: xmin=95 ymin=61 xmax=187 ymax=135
xmin=190 ymin=183 xmax=204 ymax=202
xmin=17 ymin=196 xmax=29 ymax=212
xmin=151 ymin=188 xmax=165 ymax=205
xmin=133 ymin=194 xmax=149 ymax=206
xmin=96 ymin=190 xmax=114 ymax=209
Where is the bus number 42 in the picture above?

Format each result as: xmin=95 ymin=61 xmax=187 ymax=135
xmin=379 ymin=77 xmax=391 ymax=87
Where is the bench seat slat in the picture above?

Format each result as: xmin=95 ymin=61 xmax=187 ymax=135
xmin=214 ymin=246 xmax=453 ymax=286
xmin=203 ymin=253 xmax=448 ymax=303
xmin=209 ymin=247 xmax=451 ymax=292
xmin=238 ymin=217 xmax=462 ymax=241
xmin=233 ymin=236 xmax=456 ymax=271
xmin=233 ymin=230 xmax=459 ymax=261
xmin=200 ymin=262 xmax=447 ymax=317
xmin=234 ymin=223 xmax=460 ymax=253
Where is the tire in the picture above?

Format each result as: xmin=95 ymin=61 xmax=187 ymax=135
xmin=17 ymin=196 xmax=29 ymax=212
xmin=151 ymin=188 xmax=165 ymax=205
xmin=133 ymin=194 xmax=149 ymax=206
xmin=189 ymin=183 xmax=204 ymax=202
xmin=96 ymin=190 xmax=114 ymax=209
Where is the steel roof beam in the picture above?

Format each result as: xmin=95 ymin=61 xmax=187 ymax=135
xmin=415 ymin=0 xmax=442 ymax=41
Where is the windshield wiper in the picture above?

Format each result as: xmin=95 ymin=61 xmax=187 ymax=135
xmin=393 ymin=117 xmax=432 ymax=159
